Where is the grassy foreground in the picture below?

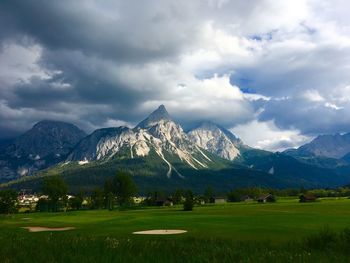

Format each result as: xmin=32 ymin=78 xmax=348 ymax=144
xmin=1 ymin=198 xmax=350 ymax=262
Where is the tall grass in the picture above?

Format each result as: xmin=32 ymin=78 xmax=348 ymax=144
xmin=304 ymin=226 xmax=350 ymax=254
xmin=1 ymin=228 xmax=350 ymax=263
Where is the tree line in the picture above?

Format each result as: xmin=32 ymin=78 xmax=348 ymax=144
xmin=0 ymin=171 xmax=195 ymax=214
xmin=3 ymin=176 xmax=350 ymax=214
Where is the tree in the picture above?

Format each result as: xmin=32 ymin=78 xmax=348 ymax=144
xmin=69 ymin=189 xmax=85 ymax=210
xmin=227 ymin=191 xmax=241 ymax=202
xmin=107 ymin=171 xmax=137 ymax=207
xmin=91 ymin=187 xmax=105 ymax=209
xmin=0 ymin=189 xmax=18 ymax=214
xmin=36 ymin=198 xmax=49 ymax=212
xmin=104 ymin=179 xmax=115 ymax=210
xmin=69 ymin=197 xmax=82 ymax=210
xmin=183 ymin=190 xmax=194 ymax=211
xmin=105 ymin=192 xmax=114 ymax=211
xmin=42 ymin=176 xmax=68 ymax=212
xmin=172 ymin=189 xmax=183 ymax=205
xmin=204 ymin=186 xmax=214 ymax=203
xmin=143 ymin=191 xmax=164 ymax=206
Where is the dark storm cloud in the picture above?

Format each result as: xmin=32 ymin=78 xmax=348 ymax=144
xmin=258 ymin=98 xmax=350 ymax=135
xmin=0 ymin=0 xmax=203 ymax=136
xmin=0 ymin=0 xmax=200 ymax=62
xmin=1 ymin=0 xmax=350 ymax=152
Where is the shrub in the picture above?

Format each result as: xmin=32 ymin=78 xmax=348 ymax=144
xmin=183 ymin=190 xmax=194 ymax=211
xmin=36 ymin=198 xmax=49 ymax=212
xmin=0 ymin=189 xmax=18 ymax=214
xmin=304 ymin=226 xmax=337 ymax=250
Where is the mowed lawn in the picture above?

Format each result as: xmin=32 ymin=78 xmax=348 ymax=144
xmin=2 ymin=198 xmax=350 ymax=242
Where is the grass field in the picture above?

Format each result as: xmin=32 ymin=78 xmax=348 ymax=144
xmin=1 ymin=198 xmax=350 ymax=262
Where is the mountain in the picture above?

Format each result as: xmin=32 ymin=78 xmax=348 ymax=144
xmin=67 ymin=105 xmax=217 ymax=178
xmin=2 ymin=105 xmax=350 ymax=192
xmin=0 ymin=120 xmax=86 ymax=182
xmin=136 ymin=104 xmax=171 ymax=128
xmin=188 ymin=121 xmax=244 ymax=160
xmin=285 ymin=133 xmax=350 ymax=159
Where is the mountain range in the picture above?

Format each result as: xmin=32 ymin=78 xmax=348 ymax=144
xmin=1 ymin=105 xmax=350 ymax=193
xmin=284 ymin=133 xmax=350 ymax=167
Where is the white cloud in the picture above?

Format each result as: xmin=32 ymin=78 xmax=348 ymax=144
xmin=302 ymin=89 xmax=325 ymax=102
xmin=0 ymin=42 xmax=49 ymax=87
xmin=324 ymin=102 xmax=343 ymax=110
xmin=103 ymin=118 xmax=132 ymax=128
xmin=2 ymin=0 xmax=350 ymax=147
xmin=231 ymin=120 xmax=311 ymax=152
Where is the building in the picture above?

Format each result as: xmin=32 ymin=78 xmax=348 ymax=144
xmin=18 ymin=194 xmax=39 ymax=206
xmin=240 ymin=195 xmax=254 ymax=202
xmin=211 ymin=197 xmax=226 ymax=204
xmin=299 ymin=194 xmax=317 ymax=202
xmin=155 ymin=197 xmax=173 ymax=206
xmin=257 ymin=194 xmax=276 ymax=203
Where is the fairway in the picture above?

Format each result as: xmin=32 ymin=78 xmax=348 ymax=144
xmin=2 ymin=198 xmax=350 ymax=262
xmin=2 ymin=198 xmax=350 ymax=241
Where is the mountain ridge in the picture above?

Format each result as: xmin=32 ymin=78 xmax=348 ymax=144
xmin=284 ymin=132 xmax=350 ymax=159
xmin=0 ymin=120 xmax=86 ymax=182
xmin=1 ymin=105 xmax=350 ymax=191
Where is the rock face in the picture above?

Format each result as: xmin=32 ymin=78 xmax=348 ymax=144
xmin=188 ymin=121 xmax=243 ymax=160
xmin=285 ymin=133 xmax=350 ymax=159
xmin=9 ymin=120 xmax=86 ymax=158
xmin=136 ymin=104 xmax=171 ymax=128
xmin=68 ymin=106 xmax=213 ymax=178
xmin=0 ymin=120 xmax=86 ymax=182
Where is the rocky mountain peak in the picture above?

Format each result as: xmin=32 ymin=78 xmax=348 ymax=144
xmin=188 ymin=121 xmax=242 ymax=160
xmin=137 ymin=105 xmax=172 ymax=128
xmin=0 ymin=120 xmax=87 ymax=181
xmin=284 ymin=132 xmax=350 ymax=159
xmin=12 ymin=120 xmax=86 ymax=156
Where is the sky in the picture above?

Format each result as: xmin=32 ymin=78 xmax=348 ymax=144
xmin=1 ymin=0 xmax=350 ymax=152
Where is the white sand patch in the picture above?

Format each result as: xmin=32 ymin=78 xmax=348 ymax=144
xmin=22 ymin=226 xmax=75 ymax=232
xmin=133 ymin=229 xmax=187 ymax=235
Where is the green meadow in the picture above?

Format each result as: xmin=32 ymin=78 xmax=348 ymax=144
xmin=1 ymin=198 xmax=350 ymax=262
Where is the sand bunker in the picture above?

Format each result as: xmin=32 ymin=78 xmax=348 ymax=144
xmin=133 ymin=229 xmax=187 ymax=235
xmin=22 ymin=226 xmax=75 ymax=232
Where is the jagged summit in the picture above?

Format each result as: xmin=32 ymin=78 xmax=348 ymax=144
xmin=188 ymin=121 xmax=242 ymax=160
xmin=194 ymin=121 xmax=240 ymax=142
xmin=68 ymin=104 xmax=213 ymax=178
xmin=137 ymin=105 xmax=172 ymax=128
xmin=284 ymin=132 xmax=350 ymax=159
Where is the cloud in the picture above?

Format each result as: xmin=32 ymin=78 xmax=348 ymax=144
xmin=231 ymin=120 xmax=311 ymax=152
xmin=258 ymin=97 xmax=350 ymax=135
xmin=1 ymin=0 xmax=350 ymax=150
